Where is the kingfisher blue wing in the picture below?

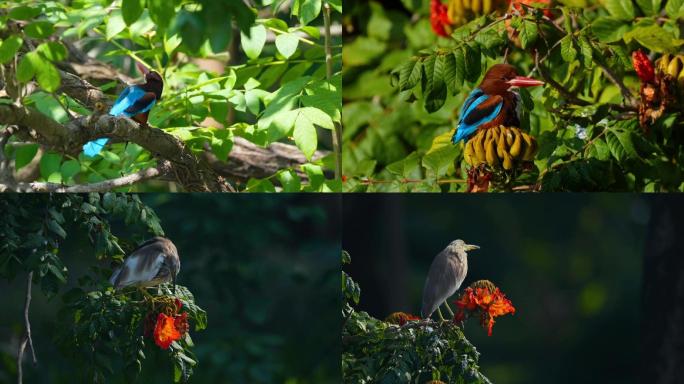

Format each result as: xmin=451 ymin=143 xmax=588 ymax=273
xmin=452 ymin=88 xmax=503 ymax=143
xmin=123 ymin=92 xmax=157 ymax=116
xmin=109 ymin=85 xmax=146 ymax=117
xmin=83 ymin=138 xmax=110 ymax=157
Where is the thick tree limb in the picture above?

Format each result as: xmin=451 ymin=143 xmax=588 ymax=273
xmin=0 ymin=104 xmax=230 ymax=191
xmin=207 ymin=137 xmax=327 ymax=181
xmin=16 ymin=271 xmax=36 ymax=384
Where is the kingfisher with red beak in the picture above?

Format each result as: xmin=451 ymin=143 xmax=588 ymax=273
xmin=83 ymin=63 xmax=163 ymax=157
xmin=452 ymin=64 xmax=544 ymax=144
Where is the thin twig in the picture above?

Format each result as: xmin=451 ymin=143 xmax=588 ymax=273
xmin=533 ymin=50 xmax=590 ymax=106
xmin=323 ymin=2 xmax=342 ymax=182
xmin=16 ymin=271 xmax=36 ymax=384
xmin=2 ymin=166 xmax=163 ymax=193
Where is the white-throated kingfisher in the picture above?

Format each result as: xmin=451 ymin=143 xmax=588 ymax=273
xmin=83 ymin=64 xmax=163 ymax=157
xmin=452 ymin=64 xmax=544 ymax=144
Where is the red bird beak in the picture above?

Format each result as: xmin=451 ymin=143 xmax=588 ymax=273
xmin=136 ymin=61 xmax=149 ymax=76
xmin=507 ymin=76 xmax=544 ymax=88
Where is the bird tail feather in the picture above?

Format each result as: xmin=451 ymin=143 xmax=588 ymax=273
xmin=83 ymin=138 xmax=110 ymax=157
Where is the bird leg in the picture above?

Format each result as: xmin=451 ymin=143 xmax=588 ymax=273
xmin=436 ymin=307 xmax=445 ymax=321
xmin=138 ymin=287 xmax=154 ymax=301
xmin=443 ymin=302 xmax=455 ymax=318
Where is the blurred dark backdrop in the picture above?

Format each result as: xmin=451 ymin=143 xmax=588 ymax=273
xmin=343 ymin=194 xmax=648 ymax=384
xmin=0 ymin=194 xmax=340 ymax=384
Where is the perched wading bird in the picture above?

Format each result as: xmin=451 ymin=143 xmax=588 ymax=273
xmin=83 ymin=64 xmax=164 ymax=157
xmin=452 ymin=64 xmax=544 ymax=144
xmin=421 ymin=239 xmax=480 ymax=320
xmin=109 ymin=237 xmax=180 ymax=292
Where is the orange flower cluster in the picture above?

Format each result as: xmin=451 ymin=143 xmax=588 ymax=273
xmin=144 ymin=298 xmax=190 ymax=350
xmin=385 ymin=312 xmax=421 ymax=326
xmin=454 ymin=286 xmax=515 ymax=336
xmin=632 ymin=50 xmax=655 ymax=84
xmin=430 ymin=0 xmax=451 ymax=37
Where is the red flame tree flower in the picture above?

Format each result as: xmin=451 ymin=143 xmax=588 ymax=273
xmin=453 ymin=280 xmax=516 ymax=336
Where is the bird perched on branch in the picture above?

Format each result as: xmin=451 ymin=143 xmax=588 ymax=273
xmin=452 ymin=64 xmax=544 ymax=144
xmin=109 ymin=237 xmax=180 ymax=292
xmin=83 ymin=63 xmax=163 ymax=157
xmin=421 ymin=239 xmax=479 ymax=320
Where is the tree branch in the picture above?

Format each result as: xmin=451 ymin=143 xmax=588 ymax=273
xmin=534 ymin=50 xmax=590 ymax=106
xmin=16 ymin=271 xmax=36 ymax=384
xmin=1 ymin=164 xmax=165 ymax=192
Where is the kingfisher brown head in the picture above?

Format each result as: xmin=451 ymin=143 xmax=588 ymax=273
xmin=479 ymin=64 xmax=544 ymax=96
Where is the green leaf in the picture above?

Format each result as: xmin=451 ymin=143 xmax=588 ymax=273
xmin=398 ymin=59 xmax=422 ymax=92
xmin=35 ymin=61 xmax=61 ymax=92
xmin=24 ymin=21 xmax=55 ymax=39
xmin=148 ymin=0 xmax=174 ymax=31
xmin=628 ymin=25 xmax=684 ymax=52
xmin=665 ymin=0 xmax=684 ymax=18
xmin=106 ymin=12 xmax=126 ymax=40
xmin=423 ymin=131 xmax=459 ymax=178
xmin=605 ymin=128 xmax=638 ymax=162
xmin=122 ymin=0 xmax=145 ymax=25
xmin=442 ymin=53 xmax=458 ymax=95
xmin=579 ymin=37 xmax=593 ymax=68
xmin=293 ymin=110 xmax=318 ymax=160
xmin=40 ymin=152 xmax=62 ymax=179
xmin=300 ymin=107 xmax=334 ymax=129
xmin=298 ymin=0 xmax=322 ymax=25
xmin=423 ymin=55 xmax=447 ymax=113
xmin=462 ymin=44 xmax=480 ymax=83
xmin=275 ymin=33 xmax=299 ymax=59
xmin=519 ymin=21 xmax=538 ymax=49
xmin=0 ymin=35 xmax=23 ymax=64
xmin=17 ymin=52 xmax=38 ymax=83
xmin=604 ymin=0 xmax=635 ymax=20
xmin=8 ymin=6 xmax=40 ymax=20
xmin=635 ymin=0 xmax=662 ymax=15
xmin=591 ymin=17 xmax=629 ymax=43
xmin=36 ymin=42 xmax=67 ymax=61
xmin=452 ymin=48 xmax=465 ymax=90
xmin=14 ymin=143 xmax=38 ymax=170
xmin=61 ymin=160 xmax=81 ymax=180
xmin=559 ymin=36 xmax=577 ymax=62
xmin=241 ymin=25 xmax=267 ymax=60
xmin=277 ymin=169 xmax=302 ymax=192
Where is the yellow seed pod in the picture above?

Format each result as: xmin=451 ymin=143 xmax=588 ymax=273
xmin=509 ymin=129 xmax=523 ymax=158
xmin=657 ymin=54 xmax=671 ymax=74
xmin=521 ymin=132 xmax=538 ymax=161
xmin=485 ymin=138 xmax=499 ymax=167
xmin=502 ymin=150 xmax=514 ymax=170
xmin=667 ymin=56 xmax=683 ymax=78
xmin=497 ymin=130 xmax=507 ymax=158
xmin=474 ymin=133 xmax=487 ymax=163
xmin=464 ymin=138 xmax=475 ymax=166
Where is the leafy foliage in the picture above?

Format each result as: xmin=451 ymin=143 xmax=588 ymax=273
xmin=342 ymin=0 xmax=684 ymax=191
xmin=1 ymin=0 xmax=341 ymax=191
xmin=0 ymin=193 xmax=205 ymax=383
xmin=342 ymin=251 xmax=491 ymax=383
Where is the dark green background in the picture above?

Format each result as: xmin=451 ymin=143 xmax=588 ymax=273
xmin=0 ymin=194 xmax=340 ymax=384
xmin=343 ymin=194 xmax=647 ymax=384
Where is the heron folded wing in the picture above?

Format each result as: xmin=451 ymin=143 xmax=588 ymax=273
xmin=111 ymin=252 xmax=165 ymax=288
xmin=421 ymin=250 xmax=460 ymax=318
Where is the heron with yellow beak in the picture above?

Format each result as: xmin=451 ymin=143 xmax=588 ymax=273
xmin=421 ymin=239 xmax=479 ymax=321
xmin=109 ymin=237 xmax=180 ymax=293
